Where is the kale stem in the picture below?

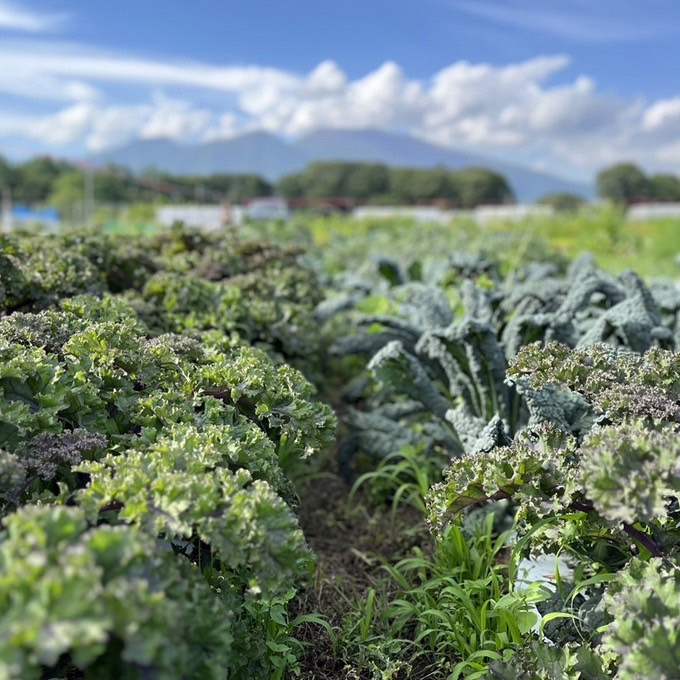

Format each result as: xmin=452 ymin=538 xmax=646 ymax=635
xmin=622 ymin=522 xmax=663 ymax=557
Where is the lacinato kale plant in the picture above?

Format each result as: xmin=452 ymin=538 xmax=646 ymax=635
xmin=329 ymin=252 xmax=677 ymax=475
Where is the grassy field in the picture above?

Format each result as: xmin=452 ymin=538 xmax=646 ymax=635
xmin=85 ymin=202 xmax=680 ymax=282
xmin=484 ymin=205 xmax=680 ymax=278
xmin=239 ymin=205 xmax=680 ymax=280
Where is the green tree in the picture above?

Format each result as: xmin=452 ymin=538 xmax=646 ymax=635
xmin=452 ymin=168 xmax=515 ymax=208
xmin=344 ymin=163 xmax=389 ymax=199
xmin=276 ymin=172 xmax=307 ymax=198
xmin=96 ymin=165 xmax=141 ymax=203
xmin=207 ymin=173 xmax=272 ymax=202
xmin=46 ymin=170 xmax=85 ymax=217
xmin=388 ymin=168 xmax=418 ymax=202
xmin=13 ymin=157 xmax=72 ymax=204
xmin=278 ymin=162 xmax=389 ymax=200
xmin=648 ymin=173 xmax=680 ymax=201
xmin=304 ymin=162 xmax=352 ymax=197
xmin=537 ymin=192 xmax=587 ymax=212
xmin=389 ymin=167 xmax=458 ymax=203
xmin=596 ymin=162 xmax=650 ymax=204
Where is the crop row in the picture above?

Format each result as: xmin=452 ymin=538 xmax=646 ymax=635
xmin=1 ymin=224 xmax=679 ymax=679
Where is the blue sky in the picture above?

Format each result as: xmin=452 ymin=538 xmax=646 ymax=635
xmin=1 ymin=0 xmax=680 ymax=180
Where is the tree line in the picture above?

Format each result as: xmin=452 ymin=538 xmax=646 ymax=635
xmin=276 ymin=162 xmax=514 ymax=207
xmin=0 ymin=156 xmax=272 ymax=210
xmin=0 ymin=155 xmax=514 ymax=210
xmin=596 ymin=162 xmax=680 ymax=204
xmin=3 ymin=153 xmax=680 ymax=213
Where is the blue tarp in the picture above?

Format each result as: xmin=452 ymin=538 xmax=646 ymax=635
xmin=12 ymin=205 xmax=60 ymax=225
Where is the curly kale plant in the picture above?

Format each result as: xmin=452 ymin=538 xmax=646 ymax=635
xmin=0 ymin=505 xmax=235 ymax=680
xmin=0 ymin=291 xmax=335 ymax=678
xmin=77 ymin=423 xmax=309 ymax=596
xmin=602 ymin=557 xmax=680 ymax=680
xmin=429 ymin=342 xmax=680 ymax=678
xmin=128 ymin=228 xmax=325 ymax=361
xmin=0 ymin=227 xmax=325 ymax=366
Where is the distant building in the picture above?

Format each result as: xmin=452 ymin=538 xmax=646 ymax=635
xmin=626 ymin=203 xmax=680 ymax=221
xmin=352 ymin=205 xmax=453 ymax=224
xmin=154 ymin=199 xmax=290 ymax=229
xmin=155 ymin=204 xmax=229 ymax=230
xmin=351 ymin=204 xmax=553 ymax=225
xmin=245 ymin=197 xmax=289 ymax=221
xmin=473 ymin=204 xmax=553 ymax=226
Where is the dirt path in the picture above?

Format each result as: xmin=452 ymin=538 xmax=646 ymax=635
xmin=292 ymin=462 xmax=437 ymax=679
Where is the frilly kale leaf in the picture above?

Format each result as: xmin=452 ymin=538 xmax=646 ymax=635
xmin=484 ymin=641 xmax=611 ymax=679
xmin=508 ymin=342 xmax=680 ymax=427
xmin=430 ymin=417 xmax=680 ymax=547
xmin=77 ymin=423 xmax=309 ymax=597
xmin=602 ymin=557 xmax=680 ymax=680
xmin=0 ymin=505 xmax=235 ymax=680
xmin=198 ymin=343 xmax=336 ymax=456
xmin=580 ymin=424 xmax=680 ymax=525
xmin=0 ymin=306 xmax=335 ymax=466
xmin=428 ymin=426 xmax=575 ymax=530
xmin=0 ymin=430 xmax=106 ymax=513
xmin=0 ymin=449 xmax=24 ymax=500
xmin=0 ymin=238 xmax=28 ymax=312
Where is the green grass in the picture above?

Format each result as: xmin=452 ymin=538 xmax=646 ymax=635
xmin=330 ymin=512 xmax=547 ymax=679
xmin=350 ymin=444 xmax=447 ymax=522
xmin=242 ymin=205 xmax=680 ymax=281
xmin=482 ymin=205 xmax=680 ymax=279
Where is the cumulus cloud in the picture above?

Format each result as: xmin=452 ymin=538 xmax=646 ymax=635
xmin=30 ymin=102 xmax=95 ymax=145
xmin=140 ymin=95 xmax=213 ymax=142
xmin=642 ymin=98 xmax=680 ymax=135
xmin=1 ymin=39 xmax=680 ymax=178
xmin=2 ymin=95 xmax=216 ymax=152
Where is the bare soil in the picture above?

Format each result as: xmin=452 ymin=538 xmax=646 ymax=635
xmin=293 ymin=464 xmax=441 ymax=679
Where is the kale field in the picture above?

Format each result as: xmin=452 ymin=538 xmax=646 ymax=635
xmin=0 ymin=214 xmax=679 ymax=679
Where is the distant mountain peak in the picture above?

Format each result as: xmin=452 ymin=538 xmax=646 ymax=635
xmin=90 ymin=128 xmax=592 ymax=201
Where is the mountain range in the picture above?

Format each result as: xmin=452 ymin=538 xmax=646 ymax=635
xmin=91 ymin=128 xmax=592 ymax=202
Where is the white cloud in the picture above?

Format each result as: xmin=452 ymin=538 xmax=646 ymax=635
xmin=642 ymin=97 xmax=680 ymax=136
xmin=0 ymin=1 xmax=67 ymax=32
xmin=30 ymin=102 xmax=95 ymax=145
xmin=451 ymin=0 xmax=678 ymax=42
xmin=85 ymin=106 xmax=148 ymax=153
xmin=140 ymin=95 xmax=213 ymax=141
xmin=203 ymin=113 xmax=242 ymax=142
xmin=1 ymin=39 xmax=680 ymax=179
xmin=0 ymin=40 xmax=297 ymax=101
xmin=1 ymin=95 xmax=216 ymax=153
xmin=83 ymin=98 xmax=217 ymax=152
xmin=306 ymin=60 xmax=347 ymax=94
